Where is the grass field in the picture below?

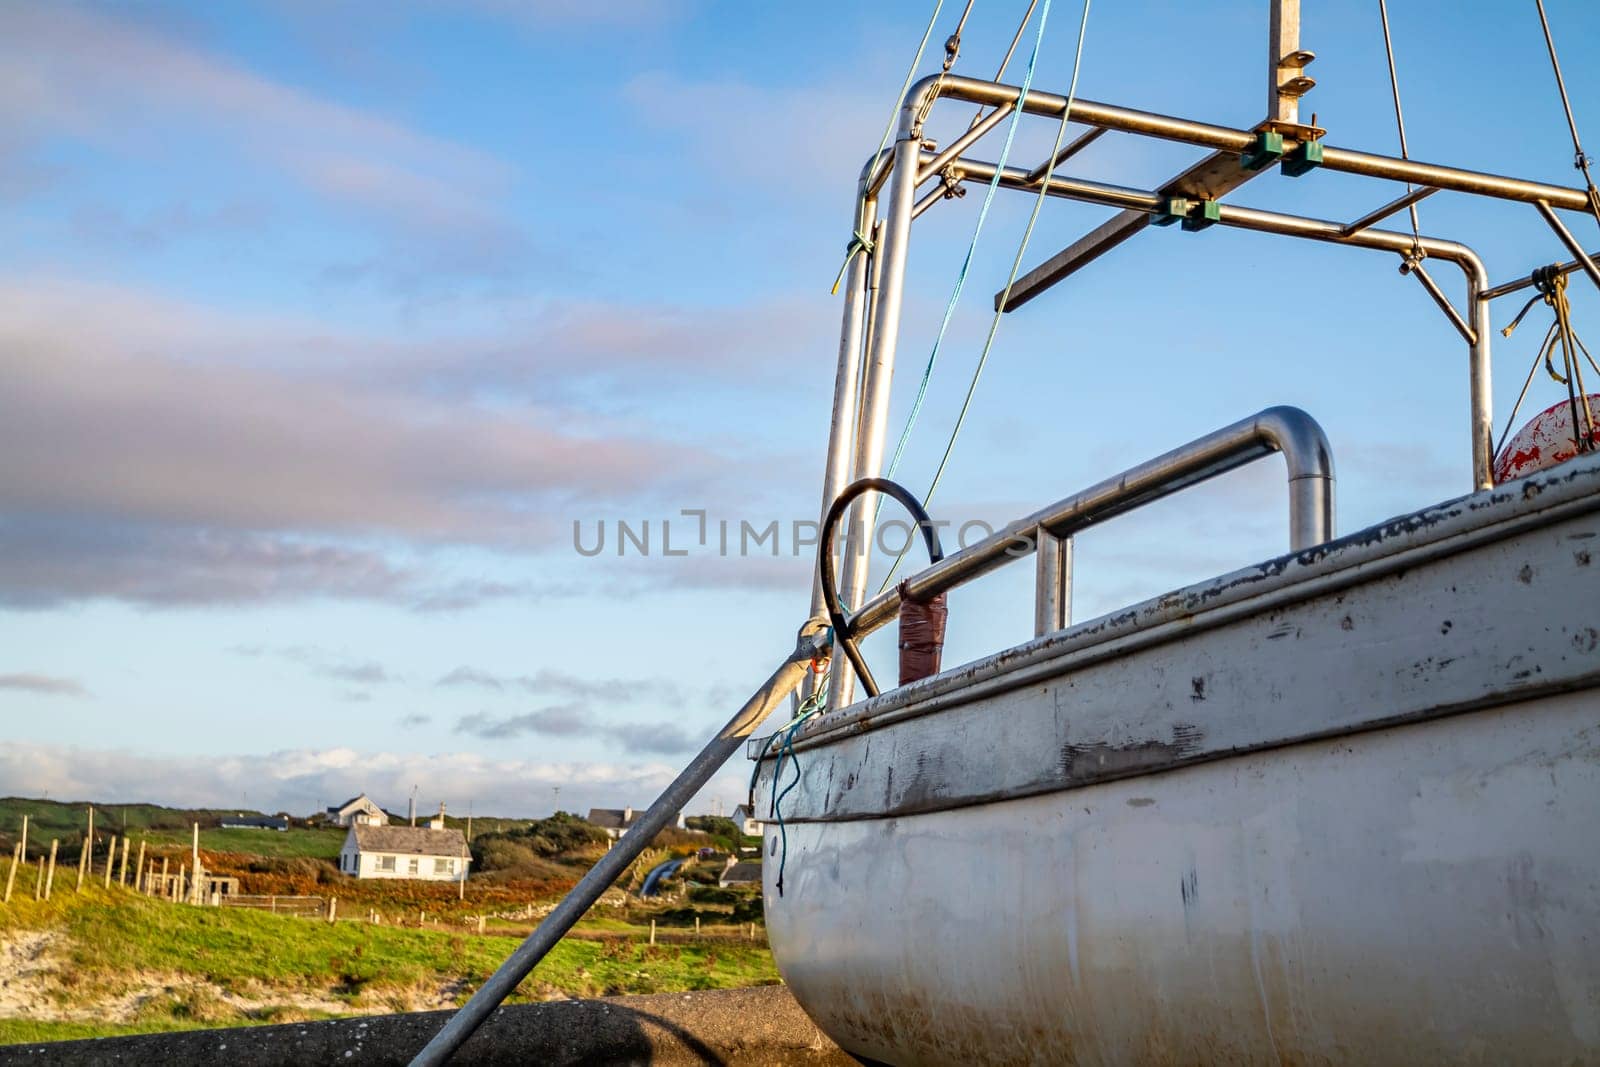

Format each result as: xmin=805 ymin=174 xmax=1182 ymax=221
xmin=0 ymin=884 xmax=777 ymax=1045
xmin=137 ymin=826 xmax=346 ymax=860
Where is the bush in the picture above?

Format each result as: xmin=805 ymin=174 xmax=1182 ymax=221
xmin=471 ymin=812 xmax=609 ymax=871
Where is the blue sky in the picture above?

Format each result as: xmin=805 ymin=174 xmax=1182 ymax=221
xmin=2 ymin=0 xmax=1597 ymax=818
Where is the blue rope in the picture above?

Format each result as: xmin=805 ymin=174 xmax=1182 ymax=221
xmin=748 ymin=668 xmax=828 ymax=897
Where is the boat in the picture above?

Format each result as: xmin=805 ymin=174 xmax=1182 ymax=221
xmin=741 ymin=2 xmax=1600 ymax=1063
xmin=414 ymin=2 xmax=1600 ymax=1062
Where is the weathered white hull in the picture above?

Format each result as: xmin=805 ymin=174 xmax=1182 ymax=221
xmin=754 ymin=454 xmax=1600 ymax=1065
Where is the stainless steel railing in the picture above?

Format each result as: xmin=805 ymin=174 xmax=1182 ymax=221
xmin=839 ymin=405 xmax=1334 ymax=657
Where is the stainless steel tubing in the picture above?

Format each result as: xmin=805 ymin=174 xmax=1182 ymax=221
xmin=1480 ymin=248 xmax=1600 ymax=301
xmin=1534 ymin=200 xmax=1600 ymax=294
xmin=934 ymin=152 xmax=1496 ymax=489
xmin=917 ymin=105 xmax=1013 ymax=185
xmin=829 ymin=135 xmax=921 ymax=711
xmin=807 ymin=195 xmax=874 ymax=636
xmin=1408 ymin=260 xmax=1477 ymax=345
xmin=1024 ymin=127 xmax=1105 ymax=186
xmin=1033 ymin=530 xmax=1073 ymax=637
xmin=1340 ymin=186 xmax=1438 ymax=237
xmin=843 ymin=406 xmax=1335 ymax=644
xmin=411 ymin=619 xmax=831 ymax=1067
xmin=902 ymin=74 xmax=1594 ymax=213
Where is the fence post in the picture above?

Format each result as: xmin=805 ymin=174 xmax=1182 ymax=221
xmin=190 ymin=823 xmax=201 ymax=906
xmin=44 ymin=840 xmax=58 ymax=900
xmin=694 ymin=915 xmax=700 ymax=938
xmin=33 ymin=857 xmax=44 ymax=900
xmin=103 ymin=837 xmax=116 ymax=889
xmin=327 ymin=897 xmax=337 ymax=923
xmin=649 ymin=919 xmax=656 ymax=946
xmin=134 ymin=841 xmax=146 ymax=892
xmin=270 ymin=896 xmax=276 ymax=914
xmin=119 ymin=838 xmax=130 ymax=886
xmin=159 ymin=857 xmax=169 ymax=899
xmin=477 ymin=915 xmax=486 ymax=935
xmin=18 ymin=815 xmax=26 ymax=867
xmin=3 ymin=842 xmax=19 ymax=903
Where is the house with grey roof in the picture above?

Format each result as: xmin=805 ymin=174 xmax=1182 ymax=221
xmin=585 ymin=806 xmax=686 ymax=841
xmin=327 ymin=793 xmax=388 ymax=828
xmin=339 ymin=824 xmax=470 ymax=882
xmin=719 ymin=857 xmax=761 ymax=889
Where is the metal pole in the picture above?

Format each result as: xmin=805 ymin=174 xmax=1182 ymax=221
xmin=828 ymin=135 xmax=921 ymax=711
xmin=1033 ymin=531 xmax=1073 ymax=637
xmin=1534 ymin=200 xmax=1600 ymax=295
xmin=844 ymin=406 xmax=1335 ymax=640
xmin=932 ymin=152 xmax=1495 ymax=489
xmin=411 ymin=620 xmax=829 ymax=1066
xmin=1267 ymin=0 xmax=1303 ymax=125
xmin=903 ymin=74 xmax=1594 ymax=213
xmin=806 ymin=195 xmax=874 ymax=663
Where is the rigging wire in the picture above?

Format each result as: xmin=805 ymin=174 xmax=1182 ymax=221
xmin=1497 ymin=268 xmax=1599 ymax=457
xmin=1377 ymin=0 xmax=1423 ymax=254
xmin=830 ymin=0 xmax=947 ymax=295
xmin=1534 ymin=0 xmax=1600 ymax=229
xmin=967 ymin=0 xmax=1040 ymax=130
xmin=878 ymin=0 xmax=1054 ymax=501
xmin=878 ymin=0 xmax=1093 ymax=593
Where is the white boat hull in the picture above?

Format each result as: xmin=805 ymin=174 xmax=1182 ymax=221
xmin=755 ymin=455 xmax=1600 ymax=1065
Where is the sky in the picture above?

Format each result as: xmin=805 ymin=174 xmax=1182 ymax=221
xmin=2 ymin=0 xmax=1598 ymax=819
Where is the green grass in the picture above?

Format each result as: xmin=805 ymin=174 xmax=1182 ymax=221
xmin=1 ymin=887 xmax=779 ymax=1044
xmin=136 ymin=826 xmax=345 ymax=860
xmin=0 ymin=1017 xmax=262 ymax=1045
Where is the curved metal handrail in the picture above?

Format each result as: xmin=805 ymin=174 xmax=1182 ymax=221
xmin=842 ymin=406 xmax=1335 ymax=645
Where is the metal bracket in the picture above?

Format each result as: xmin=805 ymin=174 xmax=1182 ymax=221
xmin=1241 ymin=131 xmax=1286 ymax=172
xmin=1282 ymin=139 xmax=1324 ymax=177
xmin=1181 ymin=200 xmax=1223 ymax=231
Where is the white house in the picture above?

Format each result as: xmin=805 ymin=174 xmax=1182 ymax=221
xmin=730 ymin=804 xmax=761 ymax=837
xmin=327 ymin=793 xmax=388 ymax=828
xmin=586 ymin=806 xmax=686 ymax=841
xmin=339 ymin=824 xmax=470 ymax=882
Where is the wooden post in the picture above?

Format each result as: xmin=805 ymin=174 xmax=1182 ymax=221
xmin=418 ymin=909 xmax=424 ymax=927
xmin=18 ymin=815 xmax=26 ymax=865
xmin=44 ymin=840 xmax=58 ymax=900
xmin=458 ymin=872 xmax=465 ymax=901
xmin=694 ymin=915 xmax=700 ymax=938
xmin=133 ymin=841 xmax=145 ymax=892
xmin=33 ymin=857 xmax=44 ymax=900
xmin=118 ymin=838 xmax=130 ymax=885
xmin=159 ymin=856 xmax=169 ymax=900
xmin=103 ymin=837 xmax=116 ymax=889
xmin=3 ymin=843 xmax=19 ymax=903
xmin=327 ymin=897 xmax=337 ymax=923
xmin=649 ymin=919 xmax=657 ymax=946
xmin=477 ymin=915 xmax=485 ymax=935
xmin=190 ymin=823 xmax=201 ymax=906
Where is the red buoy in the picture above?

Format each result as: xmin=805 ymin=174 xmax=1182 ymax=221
xmin=1493 ymin=394 xmax=1600 ymax=482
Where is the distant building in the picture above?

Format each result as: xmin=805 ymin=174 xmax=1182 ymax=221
xmin=338 ymin=824 xmax=470 ymax=882
xmin=719 ymin=857 xmax=761 ymax=889
xmin=586 ymin=806 xmax=686 ymax=841
xmin=220 ymin=814 xmax=289 ymax=831
xmin=730 ymin=804 xmax=762 ymax=837
xmin=327 ymin=793 xmax=388 ymax=828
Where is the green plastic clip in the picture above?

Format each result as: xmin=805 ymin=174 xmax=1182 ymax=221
xmin=1152 ymin=196 xmax=1191 ymax=226
xmin=1282 ymin=139 xmax=1323 ymax=177
xmin=1240 ymin=131 xmax=1285 ymax=172
xmin=1181 ymin=199 xmax=1222 ymax=231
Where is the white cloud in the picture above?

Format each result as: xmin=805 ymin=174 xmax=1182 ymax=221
xmin=0 ymin=741 xmax=754 ymax=822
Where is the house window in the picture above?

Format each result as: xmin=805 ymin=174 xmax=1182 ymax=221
xmin=434 ymin=858 xmax=452 ymax=875
xmin=408 ymin=857 xmax=420 ymax=875
xmin=376 ymin=855 xmax=396 ymax=872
